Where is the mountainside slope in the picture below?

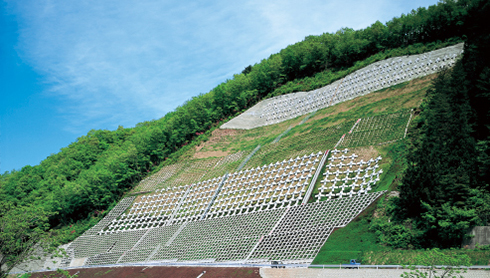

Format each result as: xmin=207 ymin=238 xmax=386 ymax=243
xmin=3 ymin=1 xmax=490 ymax=276
xmin=47 ymin=46 xmax=467 ymax=269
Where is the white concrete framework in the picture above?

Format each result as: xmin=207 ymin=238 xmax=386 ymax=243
xmin=64 ymin=123 xmax=388 ymax=266
xmin=249 ymin=192 xmax=382 ymax=263
xmin=206 ymin=152 xmax=323 ymax=217
xmin=221 ymin=43 xmax=463 ymax=130
xmin=338 ymin=111 xmax=413 ymax=148
xmin=67 ymin=191 xmax=384 ymax=266
xmin=131 ymin=151 xmax=246 ymax=194
xmin=316 ymin=149 xmax=382 ymax=201
xmin=133 ymin=163 xmax=183 ymax=193
xmin=101 ymin=152 xmax=325 ymax=234
xmin=82 ymin=196 xmax=136 ymax=236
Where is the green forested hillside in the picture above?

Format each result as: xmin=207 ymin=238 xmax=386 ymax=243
xmin=1 ymin=0 xmax=489 ymax=263
xmin=377 ymin=0 xmax=490 ymax=248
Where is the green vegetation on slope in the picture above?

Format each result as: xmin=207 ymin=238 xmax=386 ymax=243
xmin=371 ymin=0 xmax=490 ymax=249
xmin=313 ymin=209 xmax=490 ymax=265
xmin=312 ymin=204 xmax=389 ymax=264
xmin=313 ymin=180 xmax=490 ymax=265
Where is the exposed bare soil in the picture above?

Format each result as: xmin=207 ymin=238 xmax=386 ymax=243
xmin=351 ymin=146 xmax=380 ymax=161
xmin=194 ymin=129 xmax=242 ymax=157
xmin=193 ymin=150 xmax=230 ymax=159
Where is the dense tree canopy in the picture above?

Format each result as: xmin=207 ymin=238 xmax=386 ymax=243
xmin=0 ymin=201 xmax=54 ymax=278
xmin=390 ymin=0 xmax=490 ymax=248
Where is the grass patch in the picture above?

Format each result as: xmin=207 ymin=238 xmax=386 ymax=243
xmin=363 ymin=249 xmax=490 ymax=265
xmin=313 ymin=195 xmax=490 ymax=266
xmin=374 ymin=141 xmax=407 ymax=192
xmin=312 ymin=206 xmax=390 ymax=264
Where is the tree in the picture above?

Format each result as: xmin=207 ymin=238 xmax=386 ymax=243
xmin=396 ymin=61 xmax=481 ymax=247
xmin=241 ymin=65 xmax=252 ymax=75
xmin=0 ymin=202 xmax=54 ymax=278
xmin=395 ymin=0 xmax=490 ymax=248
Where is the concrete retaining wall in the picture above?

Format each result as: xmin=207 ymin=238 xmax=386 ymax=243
xmin=463 ymin=226 xmax=490 ymax=249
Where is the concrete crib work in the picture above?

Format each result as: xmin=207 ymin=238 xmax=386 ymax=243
xmin=59 ymin=124 xmax=387 ymax=268
xmin=132 ymin=152 xmax=246 ymax=194
xmin=99 ymin=152 xmax=326 ymax=235
xmin=338 ymin=111 xmax=413 ymax=148
xmin=65 ymin=191 xmax=384 ymax=266
xmin=221 ymin=43 xmax=464 ymax=130
xmin=316 ymin=148 xmax=382 ymax=201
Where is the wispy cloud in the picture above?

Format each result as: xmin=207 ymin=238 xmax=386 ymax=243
xmin=7 ymin=0 xmax=438 ymax=134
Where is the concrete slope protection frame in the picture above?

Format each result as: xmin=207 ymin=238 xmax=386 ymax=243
xmin=221 ymin=43 xmax=463 ymax=130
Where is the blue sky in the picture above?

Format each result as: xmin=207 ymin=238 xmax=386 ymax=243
xmin=0 ymin=0 xmax=440 ymax=173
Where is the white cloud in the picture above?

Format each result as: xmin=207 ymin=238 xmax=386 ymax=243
xmin=8 ymin=0 xmax=439 ymax=133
